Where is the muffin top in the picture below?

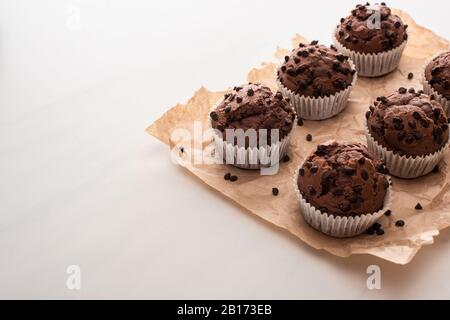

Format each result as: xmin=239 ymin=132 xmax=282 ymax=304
xmin=367 ymin=88 xmax=449 ymax=156
xmin=277 ymin=41 xmax=355 ymax=98
xmin=297 ymin=141 xmax=388 ymax=217
xmin=210 ymin=83 xmax=295 ymax=146
xmin=336 ymin=2 xmax=408 ymax=54
xmin=425 ymin=51 xmax=450 ymax=99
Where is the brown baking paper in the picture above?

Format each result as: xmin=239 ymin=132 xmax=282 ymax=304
xmin=146 ymin=10 xmax=450 ymax=264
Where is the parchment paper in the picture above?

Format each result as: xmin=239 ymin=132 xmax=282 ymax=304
xmin=147 ymin=10 xmax=450 ymax=264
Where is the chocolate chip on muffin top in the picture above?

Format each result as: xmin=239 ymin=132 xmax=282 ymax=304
xmin=210 ymin=83 xmax=295 ymax=146
xmin=367 ymin=88 xmax=449 ymax=156
xmin=425 ymin=51 xmax=450 ymax=99
xmin=336 ymin=2 xmax=408 ymax=54
xmin=297 ymin=141 xmax=388 ymax=217
xmin=277 ymin=41 xmax=355 ymax=98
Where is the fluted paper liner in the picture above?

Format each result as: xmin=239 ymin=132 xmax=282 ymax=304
xmin=332 ymin=29 xmax=408 ymax=78
xmin=364 ymin=119 xmax=450 ymax=179
xmin=422 ymin=52 xmax=450 ymax=116
xmin=293 ymin=167 xmax=392 ymax=238
xmin=147 ymin=9 xmax=450 ymax=264
xmin=276 ymin=60 xmax=357 ymax=120
xmin=212 ymin=130 xmax=292 ymax=170
xmin=208 ymin=103 xmax=293 ymax=169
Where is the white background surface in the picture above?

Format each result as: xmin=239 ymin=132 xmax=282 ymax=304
xmin=1 ymin=0 xmax=450 ymax=299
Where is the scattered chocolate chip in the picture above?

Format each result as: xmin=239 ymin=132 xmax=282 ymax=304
xmin=408 ymin=88 xmax=415 ymax=94
xmin=408 ymin=72 xmax=414 ymax=80
xmin=247 ymin=88 xmax=254 ymax=96
xmin=282 ymin=155 xmax=290 ymax=163
xmin=236 ymin=96 xmax=243 ymax=103
xmin=305 ymin=161 xmax=313 ymax=169
xmin=297 ymin=118 xmax=304 ymax=126
xmin=413 ymin=111 xmax=421 ymax=120
xmin=306 ymin=134 xmax=312 ymax=142
xmin=395 ymin=220 xmax=405 ymax=227
xmin=358 ymin=157 xmax=366 ymax=164
xmin=397 ymin=131 xmax=406 ymax=141
xmin=342 ymin=166 xmax=355 ymax=176
xmin=384 ymin=209 xmax=392 ymax=217
xmin=392 ymin=117 xmax=403 ymax=124
xmin=299 ymin=168 xmax=305 ymax=176
xmin=210 ymin=111 xmax=219 ymax=121
xmin=310 ymin=40 xmax=319 ymax=45
xmin=394 ymin=122 xmax=404 ymax=131
xmin=433 ymin=165 xmax=439 ymax=173
xmin=415 ymin=203 xmax=423 ymax=210
xmin=224 ymin=173 xmax=231 ymax=180
xmin=367 ymin=226 xmax=376 ymax=235
xmin=310 ymin=166 xmax=319 ymax=174
xmin=433 ymin=108 xmax=441 ymax=120
xmin=408 ymin=120 xmax=416 ymax=129
xmin=376 ymin=228 xmax=385 ymax=236
xmin=229 ymin=175 xmax=238 ymax=182
xmin=180 ymin=147 xmax=184 ymax=153
xmin=361 ymin=170 xmax=369 ymax=181
xmin=405 ymin=135 xmax=415 ymax=144
xmin=398 ymin=87 xmax=407 ymax=94
xmin=272 ymin=187 xmax=279 ymax=196
xmin=224 ymin=106 xmax=231 ymax=113
xmin=365 ymin=111 xmax=371 ymax=120
xmin=372 ymin=223 xmax=381 ymax=230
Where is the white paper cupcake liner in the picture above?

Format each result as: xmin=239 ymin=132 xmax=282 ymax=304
xmin=208 ymin=103 xmax=294 ymax=170
xmin=276 ymin=60 xmax=357 ymax=121
xmin=212 ymin=130 xmax=292 ymax=170
xmin=364 ymin=119 xmax=450 ymax=179
xmin=332 ymin=28 xmax=408 ymax=78
xmin=422 ymin=52 xmax=450 ymax=116
xmin=293 ymin=167 xmax=392 ymax=238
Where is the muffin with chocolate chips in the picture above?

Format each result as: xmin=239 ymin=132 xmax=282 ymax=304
xmin=365 ymin=87 xmax=449 ymax=178
xmin=277 ymin=40 xmax=357 ymax=120
xmin=333 ymin=2 xmax=408 ymax=77
xmin=423 ymin=51 xmax=450 ymax=114
xmin=210 ymin=83 xmax=295 ymax=169
xmin=294 ymin=141 xmax=391 ymax=237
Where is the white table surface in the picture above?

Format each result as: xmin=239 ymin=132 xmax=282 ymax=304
xmin=1 ymin=0 xmax=450 ymax=299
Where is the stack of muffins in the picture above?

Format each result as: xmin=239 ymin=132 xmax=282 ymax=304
xmin=208 ymin=2 xmax=450 ymax=237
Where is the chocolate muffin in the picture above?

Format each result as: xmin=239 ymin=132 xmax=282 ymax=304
xmin=336 ymin=2 xmax=408 ymax=54
xmin=367 ymin=88 xmax=449 ymax=157
xmin=297 ymin=141 xmax=388 ymax=217
xmin=424 ymin=51 xmax=450 ymax=100
xmin=210 ymin=83 xmax=295 ymax=146
xmin=277 ymin=41 xmax=356 ymax=98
